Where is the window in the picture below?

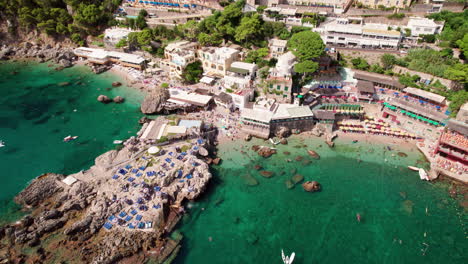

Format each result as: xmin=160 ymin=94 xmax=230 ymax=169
xmin=284 ymin=86 xmax=289 ymax=91
xmin=269 ymin=84 xmax=273 ymax=88
xmin=338 ymin=37 xmax=345 ymax=40
xmin=327 ymin=36 xmax=334 ymax=39
xmin=277 ymin=85 xmax=281 ymax=90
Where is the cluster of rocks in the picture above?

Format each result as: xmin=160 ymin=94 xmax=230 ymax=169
xmin=252 ymin=145 xmax=277 ymax=158
xmin=97 ymin=95 xmax=125 ymax=104
xmin=91 ymin=64 xmax=111 ymax=74
xmin=0 ymin=43 xmax=76 ymax=68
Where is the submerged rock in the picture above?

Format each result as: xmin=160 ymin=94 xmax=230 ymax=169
xmin=254 ymin=164 xmax=262 ymax=170
xmin=112 ymin=81 xmax=122 ymax=87
xmin=257 ymin=146 xmax=276 ymax=158
xmin=244 ymin=134 xmax=252 ymax=141
xmin=283 ymin=151 xmax=291 ymax=155
xmin=285 ymin=179 xmax=294 ymax=189
xmin=260 ymin=171 xmax=274 ymax=178
xmin=402 ymin=200 xmax=414 ymax=215
xmin=295 ymin=156 xmax=303 ymax=161
xmin=307 ymin=150 xmax=320 ymax=159
xmin=241 ymin=174 xmax=259 ymax=186
xmin=302 ymin=181 xmax=321 ymax=192
xmin=291 ymin=174 xmax=304 ymax=184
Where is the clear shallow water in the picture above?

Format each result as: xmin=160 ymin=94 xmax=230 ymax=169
xmin=0 ymin=62 xmax=143 ymax=223
xmin=175 ymin=137 xmax=467 ymax=264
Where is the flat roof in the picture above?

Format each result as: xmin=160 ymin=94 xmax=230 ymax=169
xmin=273 ymin=104 xmax=313 ymax=120
xmin=165 ymin=125 xmax=187 ymax=135
xmin=74 ymin=47 xmax=146 ymax=64
xmin=241 ymin=108 xmax=274 ymax=123
xmin=230 ymin=62 xmax=257 ymax=71
xmin=178 ymin=119 xmax=202 ymax=128
xmin=62 ymin=176 xmax=77 ymax=186
xmin=403 ymin=87 xmax=446 ymax=104
xmin=169 ymin=89 xmax=213 ymax=107
xmin=447 ymin=119 xmax=468 ymax=136
xmin=270 ymin=39 xmax=288 ymax=47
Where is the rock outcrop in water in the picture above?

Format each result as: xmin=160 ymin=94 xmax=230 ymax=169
xmin=0 ymin=135 xmax=214 ymax=263
xmin=302 ymin=181 xmax=321 ymax=192
xmin=113 ymin=96 xmax=125 ymax=104
xmin=140 ymin=89 xmax=170 ymax=114
xmin=97 ymin=95 xmax=111 ymax=104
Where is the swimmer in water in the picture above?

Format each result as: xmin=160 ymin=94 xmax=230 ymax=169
xmin=356 ymin=213 xmax=361 ymax=222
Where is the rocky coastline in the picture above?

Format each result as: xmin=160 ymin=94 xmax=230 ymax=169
xmin=0 ymin=43 xmax=76 ymax=69
xmin=0 ymin=122 xmax=219 ymax=263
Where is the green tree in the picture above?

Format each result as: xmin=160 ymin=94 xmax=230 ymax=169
xmin=456 ymin=33 xmax=468 ymax=58
xmin=235 ymin=13 xmax=262 ymax=44
xmin=182 ymin=61 xmax=203 ymax=84
xmin=294 ymin=61 xmax=319 ymax=75
xmin=179 ymin=20 xmax=199 ymax=41
xmin=351 ymin=57 xmax=370 ymax=70
xmin=444 ymin=63 xmax=468 ymax=83
xmin=381 ymin=54 xmax=397 ymax=70
xmin=115 ymin=38 xmax=127 ymax=48
xmin=288 ymin=31 xmax=325 ymax=61
xmin=447 ymin=90 xmax=468 ymax=116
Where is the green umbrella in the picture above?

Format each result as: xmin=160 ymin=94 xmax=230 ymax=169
xmin=400 ymin=110 xmax=406 ymax=113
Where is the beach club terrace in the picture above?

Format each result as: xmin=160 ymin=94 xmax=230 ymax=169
xmin=381 ymin=99 xmax=447 ymax=127
xmin=434 ymin=120 xmax=468 ymax=165
xmin=402 ymin=87 xmax=447 ymax=107
xmin=74 ymin=47 xmax=146 ymax=70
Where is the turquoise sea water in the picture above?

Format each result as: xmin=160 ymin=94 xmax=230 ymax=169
xmin=174 ymin=138 xmax=467 ymax=264
xmin=0 ymin=62 xmax=143 ymax=223
xmin=0 ymin=62 xmax=466 ymax=264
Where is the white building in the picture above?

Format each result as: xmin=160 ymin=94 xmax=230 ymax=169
xmin=198 ymin=47 xmax=240 ymax=77
xmin=357 ymin=0 xmax=412 ymax=9
xmin=224 ymin=62 xmax=258 ymax=90
xmin=231 ymin=89 xmax=255 ymax=110
xmin=269 ymin=39 xmax=288 ymax=58
xmin=406 ymin=17 xmax=444 ymax=37
xmin=104 ymin=27 xmax=137 ymax=46
xmin=267 ymin=51 xmax=296 ymax=103
xmin=74 ymin=47 xmax=146 ymax=70
xmin=314 ymin=17 xmax=402 ymax=49
xmin=162 ymin=41 xmax=199 ymax=80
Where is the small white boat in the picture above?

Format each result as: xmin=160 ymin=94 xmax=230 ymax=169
xmin=282 ymin=249 xmax=295 ymax=264
xmin=113 ymin=140 xmax=123 ymax=144
xmin=63 ymin=135 xmax=78 ymax=142
xmin=419 ymin=168 xmax=429 ymax=181
xmin=269 ymin=138 xmax=280 ymax=145
xmin=408 ymin=166 xmax=420 ymax=171
xmin=0 ymin=141 xmax=5 ymax=148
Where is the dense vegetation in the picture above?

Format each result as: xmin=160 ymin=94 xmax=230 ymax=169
xmin=428 ymin=10 xmax=468 ymax=51
xmin=0 ymin=0 xmax=121 ymax=44
xmin=182 ymin=61 xmax=203 ymax=84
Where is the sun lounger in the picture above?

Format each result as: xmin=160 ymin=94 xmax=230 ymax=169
xmin=197 ymin=139 xmax=203 ymax=144
xmin=153 ymin=204 xmax=161 ymax=209
xmin=179 ymin=180 xmax=185 ymax=183
xmin=103 ymin=222 xmax=113 ymax=230
xmin=169 ymin=152 xmax=174 ymax=156
xmin=127 ymin=177 xmax=135 ymax=182
xmin=119 ymin=169 xmax=128 ymax=175
xmin=108 ymin=215 xmax=116 ymax=221
xmin=125 ymin=215 xmax=133 ymax=221
xmin=154 ymin=186 xmax=161 ymax=191
xmin=128 ymin=224 xmax=135 ymax=229
xmin=125 ymin=165 xmax=132 ymax=169
xmin=139 ymin=166 xmax=146 ymax=170
xmin=119 ymin=212 xmax=127 ymax=218
xmin=136 ymin=172 xmax=143 ymax=177
xmin=131 ymin=169 xmax=139 ymax=174
xmin=177 ymin=170 xmax=183 ymax=178
xmin=112 ymin=175 xmax=119 ymax=180
xmin=170 ymin=163 xmax=175 ymax=167
xmin=136 ymin=215 xmax=143 ymax=221
xmin=165 ymin=158 xmax=171 ymax=163
xmin=138 ymin=222 xmax=145 ymax=229
xmin=181 ymin=152 xmax=187 ymax=156
xmin=146 ymin=222 xmax=153 ymax=228
xmin=130 ymin=209 xmax=137 ymax=215
xmin=186 ymin=174 xmax=193 ymax=179
xmin=193 ymin=146 xmax=199 ymax=150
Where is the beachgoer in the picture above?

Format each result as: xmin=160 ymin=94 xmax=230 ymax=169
xmin=356 ymin=213 xmax=361 ymax=222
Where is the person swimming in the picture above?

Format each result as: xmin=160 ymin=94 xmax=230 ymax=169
xmin=356 ymin=213 xmax=361 ymax=222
